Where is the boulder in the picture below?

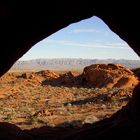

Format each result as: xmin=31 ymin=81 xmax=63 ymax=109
xmin=60 ymin=71 xmax=76 ymax=84
xmin=83 ymin=64 xmax=139 ymax=88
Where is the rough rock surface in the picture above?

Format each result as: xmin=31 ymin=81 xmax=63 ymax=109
xmin=0 ymin=1 xmax=140 ymax=140
xmin=20 ymin=73 xmax=34 ymax=79
xmin=83 ymin=64 xmax=138 ymax=88
xmin=59 ymin=71 xmax=77 ymax=85
xmin=36 ymin=70 xmax=59 ymax=79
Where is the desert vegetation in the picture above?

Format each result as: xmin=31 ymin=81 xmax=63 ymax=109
xmin=0 ymin=64 xmax=139 ymax=130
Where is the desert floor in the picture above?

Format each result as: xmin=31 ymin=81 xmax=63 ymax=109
xmin=0 ymin=70 xmax=133 ymax=130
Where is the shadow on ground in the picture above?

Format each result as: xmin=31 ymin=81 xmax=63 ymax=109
xmin=0 ymin=83 xmax=140 ymax=140
xmin=63 ymin=94 xmax=112 ymax=106
xmin=41 ymin=74 xmax=94 ymax=88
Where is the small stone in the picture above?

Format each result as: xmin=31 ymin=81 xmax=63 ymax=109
xmin=83 ymin=116 xmax=99 ymax=124
xmin=67 ymin=103 xmax=72 ymax=106
xmin=101 ymin=104 xmax=107 ymax=109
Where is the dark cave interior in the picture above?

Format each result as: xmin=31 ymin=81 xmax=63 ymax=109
xmin=0 ymin=2 xmax=140 ymax=139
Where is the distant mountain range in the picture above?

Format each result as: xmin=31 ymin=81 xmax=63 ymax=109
xmin=11 ymin=58 xmax=140 ymax=71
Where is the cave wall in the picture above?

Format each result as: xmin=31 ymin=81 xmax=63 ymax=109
xmin=0 ymin=2 xmax=140 ymax=77
xmin=0 ymin=1 xmax=140 ymax=139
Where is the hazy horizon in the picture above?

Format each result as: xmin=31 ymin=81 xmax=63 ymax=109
xmin=18 ymin=57 xmax=140 ymax=62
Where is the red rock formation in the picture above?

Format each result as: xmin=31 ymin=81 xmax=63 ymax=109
xmin=60 ymin=71 xmax=76 ymax=85
xmin=0 ymin=1 xmax=140 ymax=140
xmin=21 ymin=73 xmax=34 ymax=79
xmin=83 ymin=64 xmax=138 ymax=88
xmin=36 ymin=70 xmax=59 ymax=79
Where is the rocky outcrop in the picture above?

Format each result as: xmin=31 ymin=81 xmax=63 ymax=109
xmin=59 ymin=71 xmax=77 ymax=85
xmin=36 ymin=70 xmax=59 ymax=79
xmin=20 ymin=73 xmax=34 ymax=79
xmin=83 ymin=64 xmax=138 ymax=88
xmin=0 ymin=2 xmax=140 ymax=140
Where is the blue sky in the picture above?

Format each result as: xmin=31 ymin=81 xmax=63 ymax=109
xmin=19 ymin=16 xmax=140 ymax=60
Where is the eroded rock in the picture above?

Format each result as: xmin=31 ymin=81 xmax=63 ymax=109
xmin=83 ymin=64 xmax=138 ymax=88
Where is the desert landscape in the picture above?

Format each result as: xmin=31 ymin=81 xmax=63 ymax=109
xmin=0 ymin=63 xmax=139 ymax=130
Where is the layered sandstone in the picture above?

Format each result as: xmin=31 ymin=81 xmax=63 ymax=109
xmin=83 ymin=64 xmax=138 ymax=88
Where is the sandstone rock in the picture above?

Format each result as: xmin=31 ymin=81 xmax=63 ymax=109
xmin=60 ymin=71 xmax=76 ymax=84
xmin=20 ymin=73 xmax=31 ymax=79
xmin=83 ymin=64 xmax=138 ymax=88
xmin=34 ymin=108 xmax=52 ymax=116
xmin=83 ymin=116 xmax=99 ymax=124
xmin=0 ymin=3 xmax=140 ymax=140
xmin=37 ymin=70 xmax=59 ymax=79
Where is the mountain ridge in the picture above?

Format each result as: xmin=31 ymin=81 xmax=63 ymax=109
xmin=11 ymin=58 xmax=140 ymax=71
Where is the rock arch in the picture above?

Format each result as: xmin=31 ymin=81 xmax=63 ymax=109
xmin=0 ymin=2 xmax=140 ymax=139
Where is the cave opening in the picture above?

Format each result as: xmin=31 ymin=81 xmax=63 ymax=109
xmin=0 ymin=16 xmax=139 ymax=132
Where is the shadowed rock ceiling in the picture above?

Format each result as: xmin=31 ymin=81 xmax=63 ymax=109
xmin=0 ymin=1 xmax=140 ymax=139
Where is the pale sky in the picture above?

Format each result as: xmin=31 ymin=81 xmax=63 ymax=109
xmin=19 ymin=16 xmax=140 ymax=60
